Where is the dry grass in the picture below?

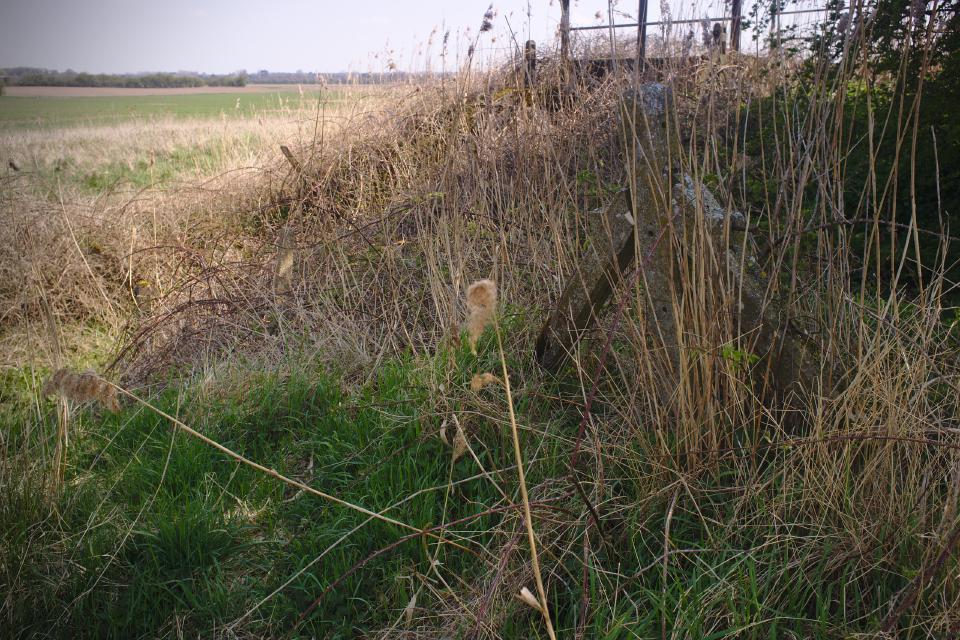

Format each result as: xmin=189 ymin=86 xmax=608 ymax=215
xmin=0 ymin=87 xmax=397 ymax=367
xmin=2 ymin=14 xmax=959 ymax=638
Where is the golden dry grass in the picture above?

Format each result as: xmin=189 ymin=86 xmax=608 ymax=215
xmin=0 ymin=86 xmax=400 ymax=368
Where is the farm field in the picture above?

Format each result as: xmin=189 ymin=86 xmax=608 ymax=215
xmin=0 ymin=85 xmax=361 ymax=130
xmin=3 ymin=84 xmax=329 ymax=96
xmin=0 ymin=84 xmax=397 ymax=198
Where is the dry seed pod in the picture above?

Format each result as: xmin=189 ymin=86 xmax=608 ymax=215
xmin=42 ymin=368 xmax=120 ymax=412
xmin=451 ymin=422 xmax=468 ymax=462
xmin=440 ymin=416 xmax=469 ymax=462
xmin=438 ymin=418 xmax=450 ymax=446
xmin=465 ymin=279 xmax=497 ymax=354
xmin=403 ymin=592 xmax=417 ymax=626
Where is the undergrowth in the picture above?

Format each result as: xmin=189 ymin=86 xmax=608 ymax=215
xmin=3 ymin=338 xmax=550 ymax=638
xmin=2 ymin=3 xmax=960 ymax=639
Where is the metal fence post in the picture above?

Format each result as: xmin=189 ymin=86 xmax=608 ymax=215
xmin=637 ymin=0 xmax=649 ymax=69
xmin=730 ymin=0 xmax=742 ymax=51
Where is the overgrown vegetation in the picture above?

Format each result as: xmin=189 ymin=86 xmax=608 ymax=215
xmin=2 ymin=1 xmax=959 ymax=638
xmin=4 ymin=349 xmax=548 ymax=637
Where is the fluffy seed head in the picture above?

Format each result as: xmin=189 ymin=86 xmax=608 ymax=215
xmin=518 ymin=587 xmax=542 ymax=612
xmin=470 ymin=372 xmax=502 ymax=392
xmin=465 ymin=279 xmax=497 ymax=354
xmin=480 ymin=4 xmax=494 ymax=31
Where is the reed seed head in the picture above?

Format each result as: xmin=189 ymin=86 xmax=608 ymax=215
xmin=465 ymin=279 xmax=497 ymax=354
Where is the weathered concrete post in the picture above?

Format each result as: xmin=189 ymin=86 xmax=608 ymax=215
xmin=536 ymin=83 xmax=815 ymax=399
xmin=533 ymin=194 xmax=638 ymax=372
xmin=280 ymin=144 xmax=313 ymax=202
xmin=524 ymin=40 xmax=537 ymax=87
xmin=535 ymin=84 xmax=676 ymax=373
xmin=669 ymin=173 xmax=816 ymax=398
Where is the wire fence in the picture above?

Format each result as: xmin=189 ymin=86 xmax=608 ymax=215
xmin=561 ymin=0 xmax=856 ymax=61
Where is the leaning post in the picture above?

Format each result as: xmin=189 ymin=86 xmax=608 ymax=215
xmin=535 ymin=84 xmax=675 ymax=373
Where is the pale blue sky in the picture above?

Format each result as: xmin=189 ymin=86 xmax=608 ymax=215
xmin=0 ymin=0 xmax=744 ymax=74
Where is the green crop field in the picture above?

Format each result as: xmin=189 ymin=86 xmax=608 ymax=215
xmin=0 ymin=89 xmax=335 ymax=130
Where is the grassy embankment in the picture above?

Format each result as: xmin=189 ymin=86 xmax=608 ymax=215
xmin=2 ymin=28 xmax=959 ymax=640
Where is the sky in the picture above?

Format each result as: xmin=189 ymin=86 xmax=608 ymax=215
xmin=0 ymin=0 xmax=757 ymax=75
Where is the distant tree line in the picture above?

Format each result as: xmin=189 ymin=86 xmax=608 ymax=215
xmin=0 ymin=67 xmax=247 ymax=88
xmin=251 ymin=70 xmax=320 ymax=84
xmin=0 ymin=66 xmax=448 ymax=90
xmin=251 ymin=69 xmax=448 ymax=85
